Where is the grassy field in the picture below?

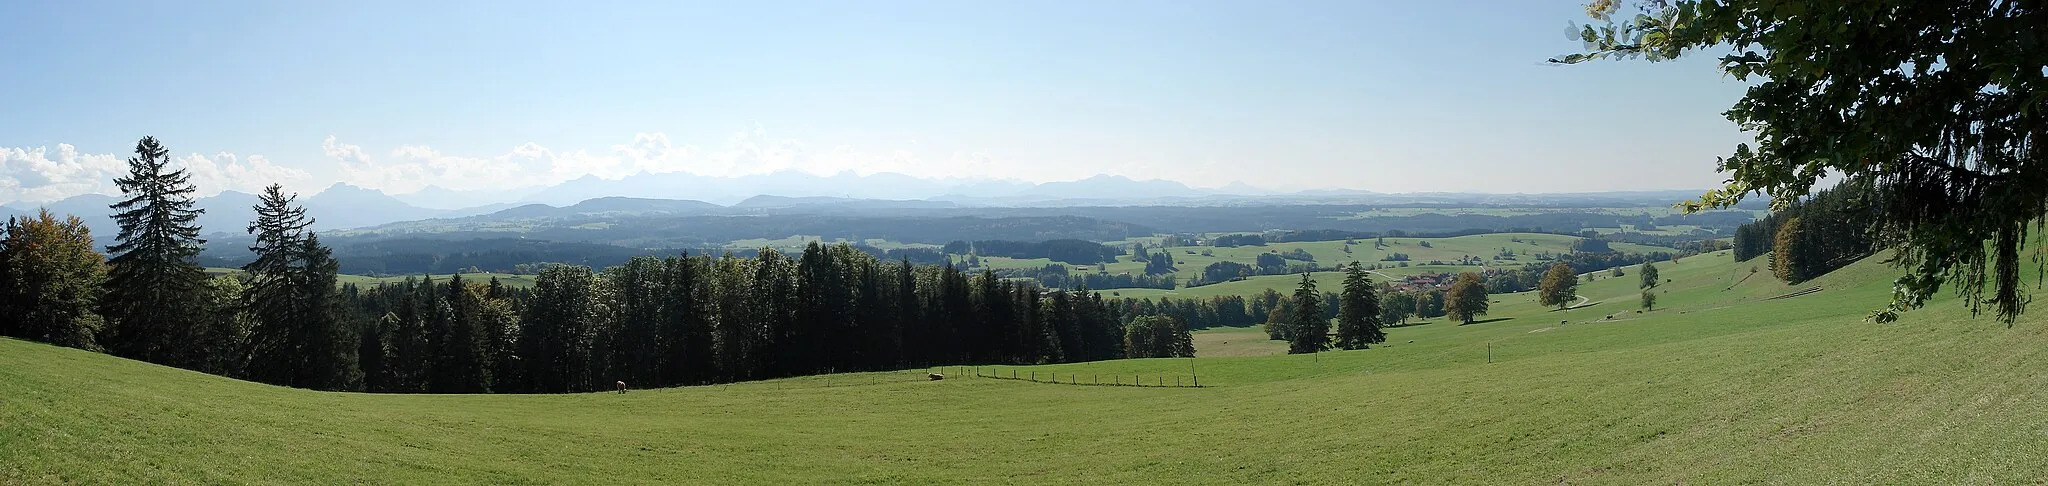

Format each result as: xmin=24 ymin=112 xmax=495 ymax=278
xmin=9 ymin=249 xmax=2048 ymax=483
xmin=336 ymin=272 xmax=539 ymax=288
xmin=996 ymin=232 xmax=1677 ymax=299
xmin=982 ymin=233 xmax=1672 ymax=276
xmin=209 ymin=267 xmax=542 ymax=288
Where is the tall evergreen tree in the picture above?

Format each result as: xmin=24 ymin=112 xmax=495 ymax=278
xmin=295 ymin=233 xmax=359 ymax=390
xmin=434 ymin=274 xmax=488 ymax=393
xmin=102 ymin=136 xmax=210 ymax=368
xmin=1334 ymin=262 xmax=1385 ymax=350
xmin=657 ymin=254 xmax=714 ymax=386
xmin=1286 ymin=273 xmax=1328 ymax=354
xmin=240 ymin=185 xmax=357 ymax=390
xmin=243 ymin=184 xmax=314 ymax=386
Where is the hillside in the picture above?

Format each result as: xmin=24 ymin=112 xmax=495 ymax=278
xmin=6 ymin=251 xmax=2047 ymax=483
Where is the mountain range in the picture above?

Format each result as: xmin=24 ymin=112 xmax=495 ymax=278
xmin=4 ymin=171 xmax=1728 ymax=243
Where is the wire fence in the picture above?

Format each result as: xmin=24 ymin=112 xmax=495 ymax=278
xmin=929 ymin=365 xmax=1204 ymax=388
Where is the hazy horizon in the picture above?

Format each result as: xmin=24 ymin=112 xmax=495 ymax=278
xmin=1 ymin=1 xmax=1755 ymax=205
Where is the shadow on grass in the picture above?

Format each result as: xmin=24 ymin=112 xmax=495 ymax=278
xmin=1457 ymin=317 xmax=1516 ymax=326
xmin=1385 ymin=320 xmax=1435 ymax=329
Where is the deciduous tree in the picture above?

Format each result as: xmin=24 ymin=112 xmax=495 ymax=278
xmin=1538 ymin=262 xmax=1578 ymax=310
xmin=1558 ymin=0 xmax=2048 ymax=323
xmin=0 ymin=210 xmax=107 ymax=349
xmin=1444 ymin=272 xmax=1489 ymax=324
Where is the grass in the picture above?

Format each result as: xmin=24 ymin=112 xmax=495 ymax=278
xmin=333 ymin=272 xmax=539 ymax=288
xmin=9 ymin=249 xmax=2048 ymax=483
xmin=978 ymin=232 xmax=1677 ymax=297
xmin=210 ymin=267 xmax=541 ymax=288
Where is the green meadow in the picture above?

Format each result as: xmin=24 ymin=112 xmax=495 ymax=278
xmin=984 ymin=233 xmax=1675 ymax=298
xmin=9 ymin=248 xmax=2047 ymax=483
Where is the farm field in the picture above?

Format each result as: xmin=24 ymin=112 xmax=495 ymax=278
xmin=9 ymin=249 xmax=2047 ymax=483
xmin=977 ymin=233 xmax=1677 ymax=299
xmin=210 ymin=267 xmax=541 ymax=288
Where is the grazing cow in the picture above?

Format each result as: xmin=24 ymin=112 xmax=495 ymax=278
xmin=928 ymin=373 xmax=945 ymax=381
xmin=615 ymin=380 xmax=627 ymax=393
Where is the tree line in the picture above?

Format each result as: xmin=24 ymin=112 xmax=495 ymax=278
xmin=1729 ymin=177 xmax=1879 ymax=284
xmin=0 ymin=137 xmax=1185 ymax=393
xmin=942 ymin=239 xmax=1122 ymax=265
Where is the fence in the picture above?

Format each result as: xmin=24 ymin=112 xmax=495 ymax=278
xmin=930 ymin=365 xmax=1204 ymax=388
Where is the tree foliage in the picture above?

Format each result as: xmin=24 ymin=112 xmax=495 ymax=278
xmin=1444 ymin=272 xmax=1489 ymax=324
xmin=1639 ymin=261 xmax=1660 ymax=290
xmin=1538 ymin=262 xmax=1579 ymax=310
xmin=1558 ymin=0 xmax=2048 ymax=323
xmin=102 ymin=136 xmax=211 ymax=367
xmin=0 ymin=210 xmax=107 ymax=349
xmin=1285 ymin=273 xmax=1328 ymax=354
xmin=1334 ymin=262 xmax=1385 ymax=350
xmin=1123 ymin=314 xmax=1194 ymax=358
xmin=1771 ymin=217 xmax=1803 ymax=284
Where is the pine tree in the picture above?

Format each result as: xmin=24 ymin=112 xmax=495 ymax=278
xmin=243 ymin=184 xmax=314 ymax=386
xmin=1334 ymin=262 xmax=1384 ymax=350
xmin=657 ymin=254 xmax=713 ymax=386
xmin=241 ymin=185 xmax=357 ymax=390
xmin=1286 ymin=273 xmax=1328 ymax=354
xmin=435 ymin=273 xmax=488 ymax=393
xmin=1537 ymin=262 xmax=1578 ymax=310
xmin=102 ymin=136 xmax=211 ymax=368
xmin=295 ymin=233 xmax=359 ymax=390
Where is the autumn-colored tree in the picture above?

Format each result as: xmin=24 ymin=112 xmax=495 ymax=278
xmin=1444 ymin=272 xmax=1489 ymax=324
xmin=1771 ymin=217 xmax=1803 ymax=283
xmin=0 ymin=210 xmax=107 ymax=349
xmin=1537 ymin=262 xmax=1579 ymax=310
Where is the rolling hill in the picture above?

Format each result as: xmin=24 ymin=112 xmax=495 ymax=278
xmin=5 ymin=251 xmax=2044 ymax=483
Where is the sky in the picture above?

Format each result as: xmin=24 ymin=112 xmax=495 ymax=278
xmin=0 ymin=0 xmax=1757 ymax=204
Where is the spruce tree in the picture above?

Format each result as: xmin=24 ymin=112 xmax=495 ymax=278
xmin=102 ymin=136 xmax=210 ymax=368
xmin=243 ymin=185 xmax=356 ymax=390
xmin=1334 ymin=262 xmax=1384 ymax=350
xmin=296 ymin=233 xmax=358 ymax=390
xmin=1286 ymin=273 xmax=1328 ymax=354
xmin=243 ymin=184 xmax=313 ymax=386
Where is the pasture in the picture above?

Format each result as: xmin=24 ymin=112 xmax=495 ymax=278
xmin=9 ymin=249 xmax=2047 ymax=483
xmin=984 ymin=233 xmax=1676 ymax=298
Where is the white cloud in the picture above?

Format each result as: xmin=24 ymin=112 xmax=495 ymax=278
xmin=177 ymin=152 xmax=315 ymax=197
xmin=0 ymin=144 xmax=312 ymax=204
xmin=0 ymin=144 xmax=125 ymax=203
xmin=325 ymin=127 xmax=967 ymax=194
xmin=9 ymin=128 xmax=1044 ymax=204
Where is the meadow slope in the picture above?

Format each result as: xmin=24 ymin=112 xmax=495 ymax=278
xmin=7 ymin=251 xmax=2048 ymax=484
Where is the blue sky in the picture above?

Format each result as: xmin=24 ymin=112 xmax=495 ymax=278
xmin=0 ymin=0 xmax=1754 ymax=203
